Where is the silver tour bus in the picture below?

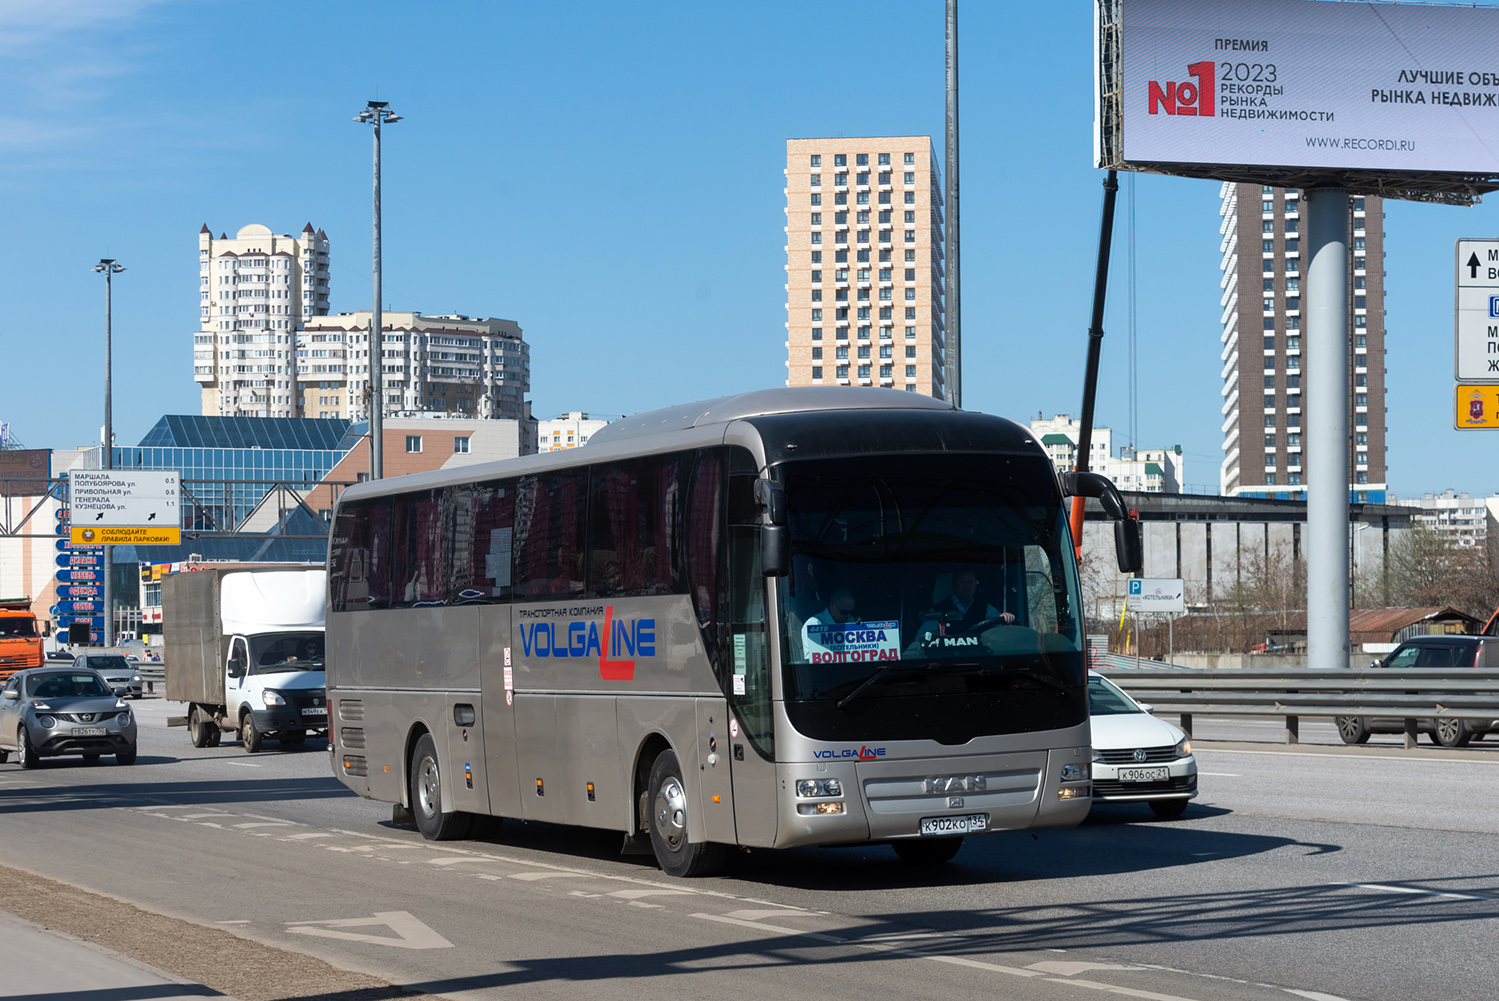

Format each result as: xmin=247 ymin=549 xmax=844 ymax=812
xmin=326 ymin=388 xmax=1142 ymax=876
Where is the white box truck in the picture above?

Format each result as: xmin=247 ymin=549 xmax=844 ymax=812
xmin=163 ymin=565 xmax=328 ymax=752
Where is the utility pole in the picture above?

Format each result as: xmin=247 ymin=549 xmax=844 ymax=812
xmin=92 ymin=258 xmax=125 ymax=647
xmin=353 ymin=100 xmax=402 ymax=479
xmin=944 ymin=0 xmax=961 ymax=407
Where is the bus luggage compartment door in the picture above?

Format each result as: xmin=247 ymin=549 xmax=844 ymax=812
xmin=695 ymin=698 xmax=737 ymax=844
xmin=447 ymin=695 xmax=491 ymax=817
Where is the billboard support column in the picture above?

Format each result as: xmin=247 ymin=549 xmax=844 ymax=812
xmin=1306 ymin=189 xmax=1351 ymax=670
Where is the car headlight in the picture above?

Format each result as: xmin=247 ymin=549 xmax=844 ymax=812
xmin=794 ymin=778 xmax=842 ymax=798
xmin=1061 ymin=763 xmax=1090 ymax=782
xmin=132 ymin=675 xmax=141 ymax=682
xmin=36 ymin=715 xmax=56 ymax=729
xmin=1175 ymin=737 xmax=1192 ymax=758
xmin=263 ymin=690 xmax=286 ymax=707
xmin=116 ymin=711 xmax=132 ymax=727
xmin=28 ymin=701 xmax=51 ymax=710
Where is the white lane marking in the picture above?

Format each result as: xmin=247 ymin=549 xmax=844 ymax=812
xmin=1051 ymin=978 xmax=1204 ymax=1000
xmin=1198 ymin=748 xmax=1499 ymax=765
xmin=281 ymin=832 xmax=336 ymax=841
xmin=234 ymin=822 xmax=296 ymax=829
xmin=215 ymin=920 xmax=251 ymax=925
xmin=285 ymin=910 xmax=452 ymax=950
xmin=427 ymin=856 xmax=507 ymax=866
xmin=722 ymin=909 xmax=820 ymax=922
xmin=175 ymin=813 xmax=235 ymax=820
xmin=607 ymin=889 xmax=693 ymax=900
xmin=692 ymin=912 xmax=847 ymax=943
xmin=222 ymin=761 xmax=259 ymax=768
xmin=1196 ymin=772 xmax=1241 ymax=777
xmin=508 ymin=872 xmax=594 ymax=881
xmin=1334 ymin=882 xmax=1495 ymax=902
xmin=1032 ymin=962 xmax=1147 ymax=976
xmin=1285 ymin=991 xmax=1356 ymax=1001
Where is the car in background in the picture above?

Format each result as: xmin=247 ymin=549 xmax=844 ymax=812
xmin=0 ymin=667 xmax=137 ymax=767
xmin=1335 ymin=634 xmax=1499 ymax=747
xmin=73 ymin=652 xmax=144 ymax=699
xmin=1088 ymin=671 xmax=1197 ymax=819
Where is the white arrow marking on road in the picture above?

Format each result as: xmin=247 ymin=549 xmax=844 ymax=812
xmin=285 ymin=911 xmax=452 ymax=949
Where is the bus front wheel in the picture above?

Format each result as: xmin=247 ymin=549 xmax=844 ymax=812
xmin=409 ymin=733 xmax=472 ymax=841
xmin=647 ymin=750 xmax=725 ymax=878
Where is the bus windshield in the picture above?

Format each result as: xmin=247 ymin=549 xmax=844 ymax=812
xmin=777 ymin=454 xmax=1084 ymax=715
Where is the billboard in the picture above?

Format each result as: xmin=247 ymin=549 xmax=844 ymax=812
xmin=0 ymin=449 xmax=50 ymax=495
xmin=1097 ymin=0 xmax=1499 ymax=199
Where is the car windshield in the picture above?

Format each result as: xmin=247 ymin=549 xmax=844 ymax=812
xmin=88 ymin=656 xmax=131 ymax=672
xmin=776 ymin=453 xmax=1085 ymax=705
xmin=26 ymin=673 xmax=112 ymax=698
xmin=0 ymin=618 xmax=37 ymax=637
xmin=1088 ymin=675 xmax=1143 ymax=716
xmin=249 ymin=632 xmax=325 ymax=674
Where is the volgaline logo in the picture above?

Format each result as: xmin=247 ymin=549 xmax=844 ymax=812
xmin=813 ymin=745 xmax=887 ymax=761
xmin=1149 ymin=61 xmax=1215 ymax=117
xmin=518 ymin=605 xmax=655 ymax=681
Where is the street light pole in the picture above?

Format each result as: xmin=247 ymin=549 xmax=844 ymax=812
xmin=944 ymin=0 xmax=961 ymax=408
xmin=353 ymin=101 xmax=402 ymax=480
xmin=92 ymin=258 xmax=125 ymax=647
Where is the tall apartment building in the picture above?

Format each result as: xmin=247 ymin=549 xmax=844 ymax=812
xmin=196 ymin=223 xmax=332 ymax=417
xmin=784 ymin=137 xmax=945 ymax=397
xmin=297 ymin=311 xmax=530 ymax=422
xmin=1030 ymin=414 xmax=1186 ymax=494
xmin=538 ymin=411 xmax=610 ymax=452
xmin=1217 ymin=183 xmax=1388 ymax=502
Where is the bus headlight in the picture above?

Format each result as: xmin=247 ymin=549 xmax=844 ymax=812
xmin=1060 ymin=763 xmax=1089 ymax=782
xmin=796 ymin=802 xmax=846 ymax=815
xmin=795 ymin=778 xmax=842 ymax=798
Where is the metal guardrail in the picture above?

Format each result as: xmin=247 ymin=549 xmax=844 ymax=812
xmin=138 ymin=665 xmax=164 ymax=695
xmin=1092 ymin=665 xmax=1499 ymax=748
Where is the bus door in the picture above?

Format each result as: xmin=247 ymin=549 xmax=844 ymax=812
xmin=727 ymin=525 xmax=777 ymax=847
xmin=480 ymin=604 xmax=523 ymax=820
xmin=695 ymin=696 xmax=736 ymax=843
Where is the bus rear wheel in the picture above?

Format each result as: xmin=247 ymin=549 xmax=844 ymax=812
xmin=409 ymin=733 xmax=472 ymax=841
xmin=647 ymin=750 xmax=725 ymax=878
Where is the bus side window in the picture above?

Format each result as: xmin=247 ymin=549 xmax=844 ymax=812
xmin=685 ymin=449 xmax=725 ymax=663
xmin=331 ymin=497 xmax=393 ymax=611
xmin=329 ymin=501 xmax=371 ymax=612
xmin=589 ymin=455 xmax=688 ymax=598
xmin=513 ymin=471 xmax=587 ymax=599
xmin=461 ymin=481 xmax=514 ymax=602
xmin=390 ymin=490 xmax=447 ymax=608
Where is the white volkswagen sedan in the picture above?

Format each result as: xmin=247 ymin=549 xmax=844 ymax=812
xmin=1088 ymin=671 xmax=1197 ymax=819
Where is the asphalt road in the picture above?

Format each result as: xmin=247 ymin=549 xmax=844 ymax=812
xmin=0 ymin=698 xmax=1495 ymax=1001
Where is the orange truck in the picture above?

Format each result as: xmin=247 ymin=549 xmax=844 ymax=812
xmin=0 ymin=597 xmax=45 ymax=681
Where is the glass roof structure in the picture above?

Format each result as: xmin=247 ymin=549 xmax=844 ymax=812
xmin=138 ymin=415 xmax=351 ymax=450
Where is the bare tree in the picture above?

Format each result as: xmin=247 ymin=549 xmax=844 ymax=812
xmin=1383 ymin=527 xmax=1499 ymax=619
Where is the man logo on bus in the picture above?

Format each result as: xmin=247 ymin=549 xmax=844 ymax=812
xmin=1148 ymin=61 xmax=1215 ymax=117
xmin=517 ymin=605 xmax=655 ymax=682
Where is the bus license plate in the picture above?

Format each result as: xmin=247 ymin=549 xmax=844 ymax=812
xmin=301 ymin=707 xmax=327 ymax=716
xmin=919 ymin=814 xmax=987 ymax=836
xmin=1118 ymin=767 xmax=1170 ymax=783
xmin=72 ymin=727 xmax=106 ymax=737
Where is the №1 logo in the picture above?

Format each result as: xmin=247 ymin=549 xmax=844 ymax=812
xmin=1149 ymin=61 xmax=1216 ymax=117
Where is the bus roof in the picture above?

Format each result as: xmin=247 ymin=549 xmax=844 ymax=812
xmin=587 ymin=387 xmax=953 ymax=447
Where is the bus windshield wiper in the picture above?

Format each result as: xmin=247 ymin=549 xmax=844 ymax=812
xmin=835 ymin=663 xmax=896 ymax=710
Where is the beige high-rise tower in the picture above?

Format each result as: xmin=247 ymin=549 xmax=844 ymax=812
xmin=784 ymin=137 xmax=945 ymax=397
xmin=195 ymin=223 xmax=332 ymax=418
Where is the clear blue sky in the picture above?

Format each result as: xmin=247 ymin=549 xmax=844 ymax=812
xmin=3 ymin=0 xmax=1496 ymax=498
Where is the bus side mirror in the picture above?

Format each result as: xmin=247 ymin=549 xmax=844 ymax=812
xmin=761 ymin=525 xmax=789 ymax=577
xmin=1115 ymin=515 xmax=1143 ymax=575
xmin=753 ymin=479 xmax=786 ymax=525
